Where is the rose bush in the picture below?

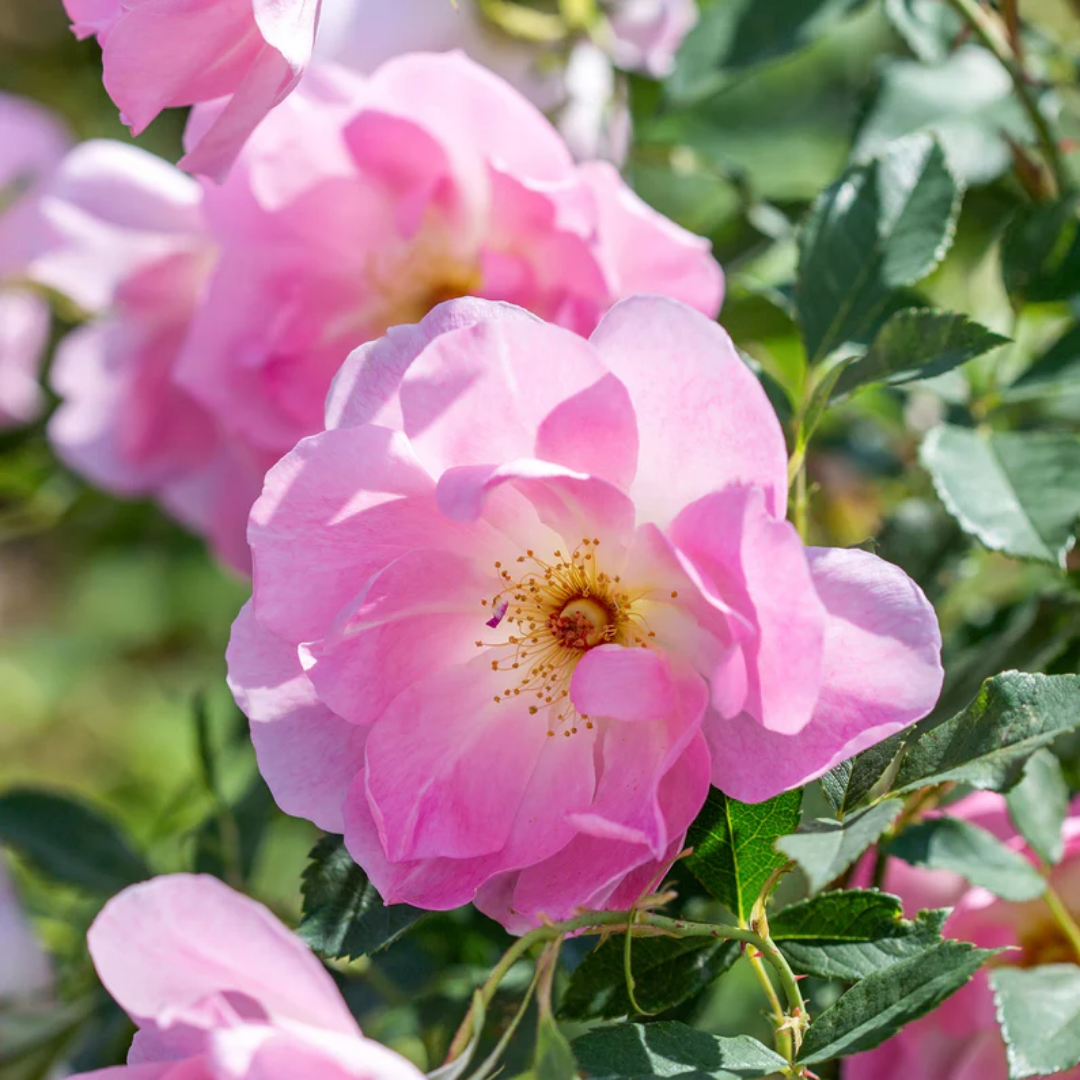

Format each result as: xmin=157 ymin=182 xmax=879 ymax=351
xmin=34 ymin=52 xmax=721 ymax=572
xmin=68 ymin=873 xmax=427 ymax=1080
xmin=848 ymin=793 xmax=1080 ymax=1080
xmin=228 ymin=294 xmax=943 ymax=931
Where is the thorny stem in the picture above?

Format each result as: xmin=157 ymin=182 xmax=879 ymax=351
xmin=942 ymin=0 xmax=1069 ymax=197
xmin=444 ymin=905 xmax=808 ymax=1070
xmin=1043 ymin=883 xmax=1080 ymax=964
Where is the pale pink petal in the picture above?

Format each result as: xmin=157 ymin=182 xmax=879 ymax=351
xmin=87 ymin=875 xmax=359 ymax=1038
xmin=707 ymin=547 xmax=943 ymax=802
xmin=606 ymin=0 xmax=699 ymax=78
xmin=0 ymin=290 xmax=48 ymax=428
xmin=227 ymin=602 xmax=367 ymax=833
xmin=671 ymin=487 xmax=825 ymax=734
xmin=589 ymin=297 xmax=788 ymax=526
xmin=72 ymin=1063 xmax=213 ymax=1080
xmin=0 ymin=860 xmax=51 ymax=1001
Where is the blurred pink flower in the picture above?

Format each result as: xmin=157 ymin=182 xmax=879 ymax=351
xmin=62 ymin=0 xmax=322 ymax=180
xmin=70 ymin=874 xmax=426 ymax=1080
xmin=0 ymin=860 xmax=51 ymax=1004
xmin=227 ymin=295 xmax=942 ymax=931
xmin=0 ymin=92 xmax=69 ymax=429
xmin=847 ymin=793 xmax=1080 ymax=1080
xmin=35 ymin=53 xmax=721 ymax=569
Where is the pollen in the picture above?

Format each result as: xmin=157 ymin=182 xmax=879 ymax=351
xmin=475 ymin=538 xmax=655 ymax=737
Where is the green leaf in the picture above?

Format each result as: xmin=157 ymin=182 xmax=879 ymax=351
xmin=776 ymin=800 xmax=903 ymax=893
xmin=832 ymin=309 xmax=1008 ymax=399
xmin=777 ymin=905 xmax=949 ymax=982
xmin=885 ymin=817 xmax=1046 ymax=901
xmin=797 ymin=941 xmax=996 ymax=1064
xmin=0 ymin=789 xmax=150 ymax=894
xmin=821 ymin=735 xmax=906 ymax=818
xmin=1006 ymin=748 xmax=1070 ymax=866
xmin=559 ymin=935 xmax=739 ymax=1021
xmin=298 ymin=834 xmax=425 ymax=959
xmin=194 ymin=774 xmax=276 ymax=883
xmin=572 ymin=1022 xmax=787 ymax=1080
xmin=535 ymin=1013 xmax=577 ymax=1080
xmin=884 ymin=0 xmax=964 ymax=63
xmin=991 ymin=965 xmax=1080 ymax=1079
xmin=921 ymin=425 xmax=1080 ymax=567
xmin=667 ymin=0 xmax=869 ymax=103
xmin=795 ymin=133 xmax=961 ymax=365
xmin=892 ymin=672 xmax=1080 ymax=795
xmin=854 ymin=47 xmax=1030 ymax=185
xmin=684 ymin=787 xmax=802 ymax=923
xmin=1001 ymin=197 xmax=1080 ymax=304
xmin=1009 ymin=322 xmax=1080 ymax=400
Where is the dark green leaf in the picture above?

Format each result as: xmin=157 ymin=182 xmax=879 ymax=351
xmin=821 ymin=735 xmax=906 ymax=818
xmin=797 ymin=941 xmax=996 ymax=1064
xmin=299 ymin=834 xmax=425 ymax=959
xmin=991 ymin=964 xmax=1080 ymax=1079
xmin=892 ymin=672 xmax=1080 ymax=795
xmin=1006 ymin=749 xmax=1070 ymax=866
xmin=1001 ymin=198 xmax=1080 ymax=304
xmin=854 ymin=47 xmax=1029 ymax=185
xmin=668 ymin=0 xmax=869 ymax=103
xmin=535 ymin=1013 xmax=577 ymax=1080
xmin=573 ymin=1022 xmax=787 ymax=1079
xmin=0 ymin=789 xmax=150 ymax=894
xmin=772 ymin=889 xmax=906 ymax=942
xmin=559 ymin=936 xmax=739 ymax=1020
xmin=884 ymin=0 xmax=964 ymax=63
xmin=776 ymin=800 xmax=903 ymax=893
xmin=885 ymin=817 xmax=1046 ymax=901
xmin=1008 ymin=322 xmax=1080 ymax=400
xmin=833 ymin=309 xmax=1008 ymax=398
xmin=796 ymin=134 xmax=960 ymax=365
xmin=778 ymin=905 xmax=949 ymax=982
xmin=921 ymin=425 xmax=1080 ymax=568
xmin=194 ymin=774 xmax=276 ymax=883
xmin=685 ymin=787 xmax=802 ymax=922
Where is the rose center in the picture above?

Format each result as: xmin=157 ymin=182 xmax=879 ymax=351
xmin=550 ymin=597 xmax=611 ymax=649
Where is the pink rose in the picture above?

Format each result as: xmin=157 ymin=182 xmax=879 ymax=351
xmin=69 ymin=874 xmax=427 ymax=1080
xmin=847 ymin=793 xmax=1080 ymax=1080
xmin=0 ymin=860 xmax=51 ymax=1003
xmin=62 ymin=0 xmax=322 ymax=180
xmin=605 ymin=0 xmax=699 ymax=79
xmin=37 ymin=53 xmax=722 ymax=569
xmin=227 ymin=295 xmax=943 ymax=931
xmin=0 ymin=93 xmax=69 ymax=429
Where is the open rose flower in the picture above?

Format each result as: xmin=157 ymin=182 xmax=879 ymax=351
xmin=36 ymin=53 xmax=721 ymax=569
xmin=0 ymin=93 xmax=69 ymax=428
xmin=62 ymin=0 xmax=322 ymax=180
xmin=848 ymin=793 xmax=1080 ymax=1080
xmin=228 ymin=295 xmax=943 ymax=931
xmin=69 ymin=874 xmax=426 ymax=1080
xmin=0 ymin=859 xmax=51 ymax=1004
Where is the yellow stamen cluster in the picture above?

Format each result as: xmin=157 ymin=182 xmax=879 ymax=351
xmin=475 ymin=539 xmax=655 ymax=737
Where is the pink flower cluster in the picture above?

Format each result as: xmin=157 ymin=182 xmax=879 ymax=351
xmin=850 ymin=793 xmax=1080 ymax=1080
xmin=69 ymin=874 xmax=427 ymax=1080
xmin=228 ymin=294 xmax=943 ymax=931
xmin=33 ymin=52 xmax=722 ymax=571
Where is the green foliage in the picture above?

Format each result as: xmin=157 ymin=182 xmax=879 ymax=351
xmin=559 ymin=936 xmax=739 ymax=1021
xmin=795 ymin=133 xmax=961 ymax=365
xmin=797 ymin=941 xmax=997 ymax=1064
xmin=684 ymin=787 xmax=802 ymax=922
xmin=1006 ymin=748 xmax=1070 ymax=866
xmin=298 ymin=834 xmax=425 ymax=959
xmin=991 ymin=965 xmax=1080 ymax=1079
xmin=535 ymin=1013 xmax=577 ymax=1080
xmin=884 ymin=0 xmax=964 ymax=63
xmin=1008 ymin=323 xmax=1080 ymax=400
xmin=776 ymin=800 xmax=903 ymax=893
xmin=891 ymin=673 xmax=1080 ymax=795
xmin=884 ymin=817 xmax=1047 ymax=901
xmin=1000 ymin=198 xmax=1080 ymax=304
xmin=0 ymin=789 xmax=150 ymax=894
xmin=572 ymin=1022 xmax=787 ymax=1079
xmin=921 ymin=426 xmax=1080 ymax=568
xmin=820 ymin=737 xmax=905 ymax=818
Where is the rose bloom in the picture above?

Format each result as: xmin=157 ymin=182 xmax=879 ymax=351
xmin=848 ymin=792 xmax=1080 ymax=1080
xmin=0 ymin=859 xmax=51 ymax=1004
xmin=62 ymin=0 xmax=321 ymax=180
xmin=69 ymin=874 xmax=426 ymax=1080
xmin=228 ymin=295 xmax=943 ymax=932
xmin=316 ymin=0 xmax=698 ymax=160
xmin=0 ymin=93 xmax=69 ymax=429
xmin=35 ymin=52 xmax=721 ymax=571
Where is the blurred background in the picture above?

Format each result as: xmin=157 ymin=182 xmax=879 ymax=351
xmin=2 ymin=1 xmax=1080 ymax=1077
